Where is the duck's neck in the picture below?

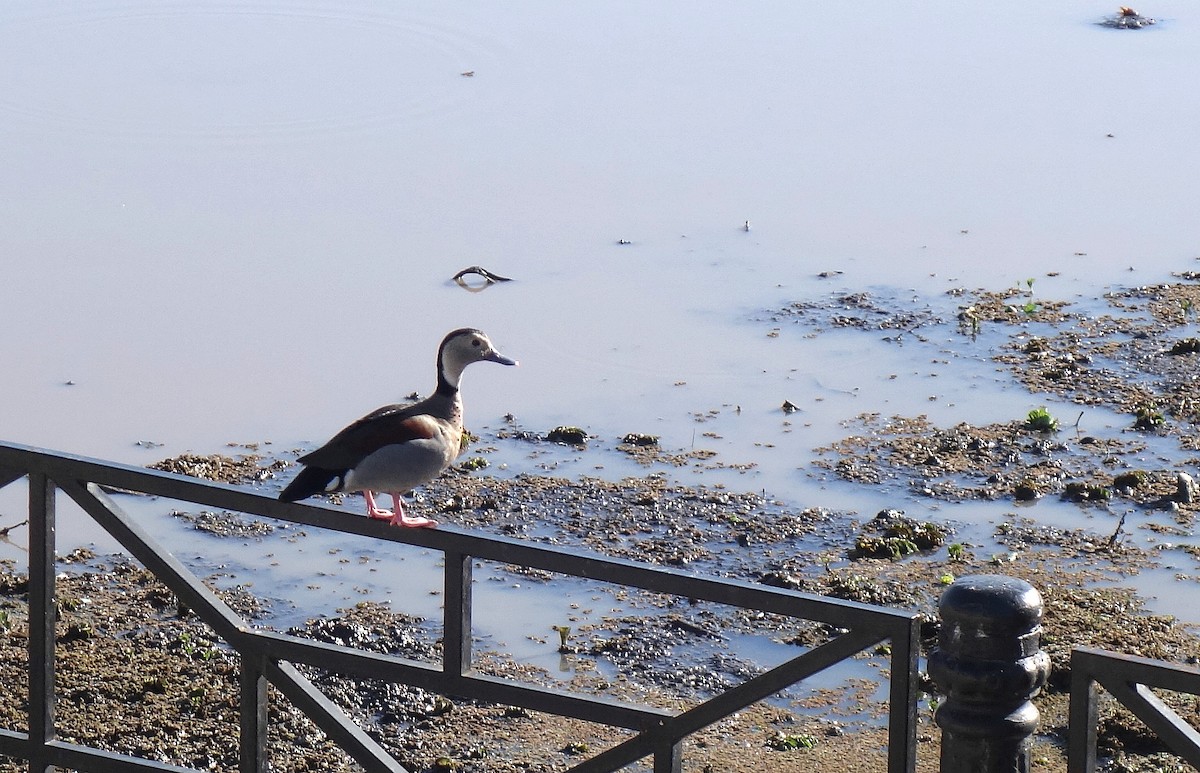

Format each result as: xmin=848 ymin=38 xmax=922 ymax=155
xmin=436 ymin=353 xmax=464 ymax=398
xmin=426 ymin=373 xmax=464 ymax=425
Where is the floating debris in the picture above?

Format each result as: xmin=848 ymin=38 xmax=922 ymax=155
xmin=451 ymin=265 xmax=513 ymax=292
xmin=1099 ymin=6 xmax=1156 ymax=28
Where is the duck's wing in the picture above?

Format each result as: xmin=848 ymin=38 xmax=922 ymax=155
xmin=297 ymin=403 xmax=444 ymax=471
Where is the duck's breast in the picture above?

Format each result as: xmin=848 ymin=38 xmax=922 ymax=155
xmin=342 ymin=430 xmax=458 ymax=494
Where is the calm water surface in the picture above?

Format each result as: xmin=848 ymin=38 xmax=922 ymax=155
xmin=2 ymin=1 xmax=1198 ymax=620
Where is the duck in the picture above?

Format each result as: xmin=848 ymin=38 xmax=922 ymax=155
xmin=279 ymin=328 xmax=517 ymax=527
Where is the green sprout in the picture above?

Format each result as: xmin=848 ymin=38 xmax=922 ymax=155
xmin=947 ymin=543 xmax=965 ymax=562
xmin=1025 ymin=407 xmax=1059 ymax=432
xmin=767 ymin=732 xmax=818 ymax=751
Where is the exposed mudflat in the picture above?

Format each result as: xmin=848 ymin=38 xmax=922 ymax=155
xmin=0 ymin=534 xmax=1194 ymax=773
xmin=4 ymin=276 xmax=1200 ymax=771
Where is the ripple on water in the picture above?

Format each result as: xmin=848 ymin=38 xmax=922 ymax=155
xmin=0 ymin=1 xmax=504 ymax=143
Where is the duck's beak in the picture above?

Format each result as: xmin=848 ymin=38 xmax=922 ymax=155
xmin=486 ymin=350 xmax=518 ymax=367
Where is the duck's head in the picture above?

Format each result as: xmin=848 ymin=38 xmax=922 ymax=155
xmin=438 ymin=328 xmax=518 ymax=390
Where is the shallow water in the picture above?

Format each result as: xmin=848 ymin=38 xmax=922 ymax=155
xmin=3 ymin=0 xmax=1199 ymax=625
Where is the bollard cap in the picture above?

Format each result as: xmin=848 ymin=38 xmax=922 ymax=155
xmin=939 ymin=575 xmax=1043 ymax=660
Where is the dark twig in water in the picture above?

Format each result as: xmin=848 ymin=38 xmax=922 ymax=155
xmin=452 ymin=266 xmax=513 ymax=283
xmin=0 ymin=519 xmax=28 ymax=537
xmin=1104 ymin=513 xmax=1127 ymax=552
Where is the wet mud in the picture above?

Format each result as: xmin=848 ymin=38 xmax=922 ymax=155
xmin=5 ymin=276 xmax=1200 ymax=771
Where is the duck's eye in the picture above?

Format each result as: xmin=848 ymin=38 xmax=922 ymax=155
xmin=472 ymin=339 xmax=482 ymax=347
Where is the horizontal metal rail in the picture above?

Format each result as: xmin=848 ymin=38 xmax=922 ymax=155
xmin=1069 ymin=646 xmax=1200 ymax=772
xmin=0 ymin=440 xmax=922 ymax=772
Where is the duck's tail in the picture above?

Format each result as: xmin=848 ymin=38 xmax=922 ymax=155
xmin=279 ymin=465 xmax=344 ymax=502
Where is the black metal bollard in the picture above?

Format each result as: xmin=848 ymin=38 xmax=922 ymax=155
xmin=929 ymin=575 xmax=1050 ymax=773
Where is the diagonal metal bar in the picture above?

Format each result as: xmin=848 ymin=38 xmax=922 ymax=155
xmin=43 ymin=740 xmax=203 ymax=772
xmin=567 ymin=627 xmax=886 ymax=773
xmin=254 ymin=628 xmax=668 ymax=730
xmin=1100 ymin=678 xmax=1200 ymax=768
xmin=0 ymin=466 xmax=24 ymax=490
xmin=265 ymin=660 xmax=410 ymax=773
xmin=55 ymin=478 xmax=249 ymax=641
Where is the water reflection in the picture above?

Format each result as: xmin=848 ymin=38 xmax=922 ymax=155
xmin=2 ymin=0 xmax=1199 ymax=623
xmin=0 ymin=1 xmax=502 ymax=142
xmin=451 ymin=265 xmax=514 ymax=292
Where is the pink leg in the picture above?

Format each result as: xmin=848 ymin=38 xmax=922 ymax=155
xmin=389 ymin=492 xmax=437 ymax=528
xmin=364 ymin=491 xmax=394 ymax=520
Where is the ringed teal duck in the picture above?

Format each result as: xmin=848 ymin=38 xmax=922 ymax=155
xmin=279 ymin=328 xmax=517 ymax=527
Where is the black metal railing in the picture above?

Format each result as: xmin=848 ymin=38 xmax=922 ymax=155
xmin=1068 ymin=646 xmax=1200 ymax=771
xmin=0 ymin=441 xmax=922 ymax=773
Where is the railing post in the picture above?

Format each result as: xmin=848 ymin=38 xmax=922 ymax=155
xmin=1066 ymin=649 xmax=1099 ymax=773
xmin=240 ymin=653 xmax=270 ymax=773
xmin=27 ymin=473 xmax=56 ymax=773
xmin=652 ymin=738 xmax=681 ymax=773
xmin=929 ymin=575 xmax=1050 ymax=773
xmin=443 ymin=550 xmax=472 ymax=676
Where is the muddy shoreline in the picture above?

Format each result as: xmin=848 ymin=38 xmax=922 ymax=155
xmin=1 ymin=492 xmax=1194 ymax=773
xmin=4 ymin=275 xmax=1200 ymax=771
